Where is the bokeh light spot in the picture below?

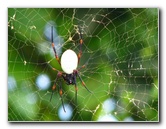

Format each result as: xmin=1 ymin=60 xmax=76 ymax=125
xmin=36 ymin=74 xmax=50 ymax=90
xmin=58 ymin=104 xmax=73 ymax=121
xmin=8 ymin=76 xmax=17 ymax=91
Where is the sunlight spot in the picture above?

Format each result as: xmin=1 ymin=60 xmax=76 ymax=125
xmin=124 ymin=116 xmax=134 ymax=122
xmin=24 ymin=60 xmax=27 ymax=65
xmin=11 ymin=13 xmax=16 ymax=20
xmin=103 ymin=98 xmax=116 ymax=113
xmin=8 ymin=76 xmax=17 ymax=91
xmin=114 ymin=111 xmax=117 ymax=115
xmin=68 ymin=36 xmax=72 ymax=41
xmin=11 ymin=26 xmax=14 ymax=30
xmin=36 ymin=74 xmax=50 ymax=90
xmin=26 ymin=93 xmax=38 ymax=104
xmin=37 ymin=42 xmax=50 ymax=55
xmin=58 ymin=104 xmax=73 ymax=121
xmin=29 ymin=25 xmax=36 ymax=30
xmin=98 ymin=114 xmax=118 ymax=121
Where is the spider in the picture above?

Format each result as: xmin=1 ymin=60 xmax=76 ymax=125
xmin=49 ymin=26 xmax=91 ymax=112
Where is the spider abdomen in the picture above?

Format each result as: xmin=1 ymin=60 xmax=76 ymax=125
xmin=61 ymin=49 xmax=78 ymax=74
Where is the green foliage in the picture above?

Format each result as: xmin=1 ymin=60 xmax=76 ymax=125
xmin=8 ymin=8 xmax=158 ymax=121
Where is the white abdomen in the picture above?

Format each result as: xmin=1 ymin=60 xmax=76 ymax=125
xmin=61 ymin=49 xmax=78 ymax=74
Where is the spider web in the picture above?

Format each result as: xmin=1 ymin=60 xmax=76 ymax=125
xmin=8 ymin=8 xmax=158 ymax=121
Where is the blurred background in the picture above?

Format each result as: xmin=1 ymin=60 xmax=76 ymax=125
xmin=8 ymin=8 xmax=158 ymax=121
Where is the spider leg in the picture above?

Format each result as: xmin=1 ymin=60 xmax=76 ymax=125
xmin=50 ymin=71 xmax=66 ymax=112
xmin=74 ymin=84 xmax=78 ymax=104
xmin=77 ymin=26 xmax=83 ymax=64
xmin=77 ymin=71 xmax=92 ymax=93
xmin=73 ymin=72 xmax=78 ymax=104
xmin=77 ymin=64 xmax=86 ymax=71
xmin=51 ymin=26 xmax=61 ymax=65
xmin=58 ymin=81 xmax=66 ymax=112
xmin=47 ymin=62 xmax=59 ymax=72
xmin=50 ymin=73 xmax=59 ymax=102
